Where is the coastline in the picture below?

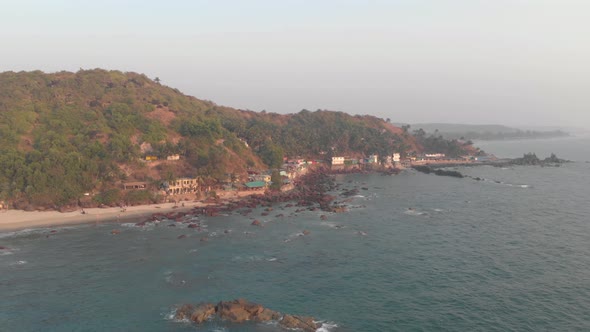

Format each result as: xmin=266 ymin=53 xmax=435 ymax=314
xmin=0 ymin=190 xmax=265 ymax=232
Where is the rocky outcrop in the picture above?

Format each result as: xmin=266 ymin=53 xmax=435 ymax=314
xmin=173 ymin=298 xmax=319 ymax=331
xmin=216 ymin=299 xmax=264 ymax=323
xmin=280 ymin=314 xmax=319 ymax=331
xmin=412 ymin=165 xmax=464 ymax=178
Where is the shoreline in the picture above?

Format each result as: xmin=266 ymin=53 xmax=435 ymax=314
xmin=0 ymin=190 xmax=266 ymax=233
xmin=0 ymin=160 xmax=544 ymax=233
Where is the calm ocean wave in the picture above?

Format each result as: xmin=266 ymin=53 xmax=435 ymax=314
xmin=1 ymin=140 xmax=590 ymax=331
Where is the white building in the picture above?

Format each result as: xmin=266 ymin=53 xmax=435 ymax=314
xmin=166 ymin=154 xmax=180 ymax=161
xmin=331 ymin=156 xmax=345 ymax=165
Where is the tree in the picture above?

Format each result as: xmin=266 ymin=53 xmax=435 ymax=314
xmin=154 ymin=77 xmax=161 ymax=84
xmin=259 ymin=141 xmax=284 ymax=169
xmin=270 ymin=170 xmax=282 ymax=191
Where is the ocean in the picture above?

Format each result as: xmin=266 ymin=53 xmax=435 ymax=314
xmin=1 ymin=137 xmax=590 ymax=331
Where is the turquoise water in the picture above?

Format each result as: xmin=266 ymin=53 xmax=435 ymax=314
xmin=2 ymin=139 xmax=590 ymax=331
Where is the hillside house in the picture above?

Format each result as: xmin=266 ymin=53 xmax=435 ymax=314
xmin=122 ymin=182 xmax=148 ymax=190
xmin=331 ymin=156 xmax=345 ymax=165
xmin=163 ymin=177 xmax=199 ymax=195
xmin=166 ymin=154 xmax=180 ymax=161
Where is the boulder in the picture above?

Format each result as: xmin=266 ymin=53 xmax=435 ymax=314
xmin=251 ymin=220 xmax=262 ymax=226
xmin=302 ymin=230 xmax=311 ymax=236
xmin=174 ymin=304 xmax=195 ymax=321
xmin=190 ymin=303 xmax=216 ymax=323
xmin=280 ymin=314 xmax=319 ymax=332
xmin=110 ymin=229 xmax=120 ymax=235
xmin=254 ymin=308 xmax=282 ymax=322
xmin=216 ymin=299 xmax=253 ymax=323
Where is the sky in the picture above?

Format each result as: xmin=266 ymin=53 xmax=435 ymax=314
xmin=1 ymin=0 xmax=589 ymax=128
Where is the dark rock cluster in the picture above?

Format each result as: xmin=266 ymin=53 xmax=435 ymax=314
xmin=174 ymin=298 xmax=319 ymax=331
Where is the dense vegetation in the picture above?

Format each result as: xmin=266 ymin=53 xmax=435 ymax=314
xmin=0 ymin=69 xmax=466 ymax=209
xmin=411 ymin=128 xmax=473 ymax=158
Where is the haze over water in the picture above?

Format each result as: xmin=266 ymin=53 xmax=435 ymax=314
xmin=1 ymin=137 xmax=590 ymax=331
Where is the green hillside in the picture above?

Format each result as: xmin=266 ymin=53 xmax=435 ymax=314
xmin=0 ymin=69 xmax=470 ymax=209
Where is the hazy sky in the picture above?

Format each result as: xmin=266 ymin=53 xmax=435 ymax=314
xmin=2 ymin=0 xmax=589 ymax=127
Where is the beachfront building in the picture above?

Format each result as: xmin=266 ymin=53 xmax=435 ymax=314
xmin=243 ymin=181 xmax=267 ymax=190
xmin=424 ymin=153 xmax=446 ymax=159
xmin=163 ymin=177 xmax=199 ymax=195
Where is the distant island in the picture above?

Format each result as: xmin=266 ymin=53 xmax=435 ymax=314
xmin=406 ymin=123 xmax=570 ymax=141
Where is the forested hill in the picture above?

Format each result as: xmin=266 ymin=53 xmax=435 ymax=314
xmin=0 ymin=69 xmax=471 ymax=209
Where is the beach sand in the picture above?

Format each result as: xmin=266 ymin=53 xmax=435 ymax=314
xmin=0 ymin=190 xmax=265 ymax=232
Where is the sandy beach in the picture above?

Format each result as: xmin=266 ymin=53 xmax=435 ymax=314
xmin=0 ymin=190 xmax=265 ymax=232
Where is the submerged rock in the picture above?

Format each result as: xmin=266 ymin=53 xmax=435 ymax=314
xmin=251 ymin=219 xmax=262 ymax=226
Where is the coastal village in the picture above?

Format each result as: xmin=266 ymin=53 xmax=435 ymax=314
xmin=115 ymin=150 xmax=491 ymax=208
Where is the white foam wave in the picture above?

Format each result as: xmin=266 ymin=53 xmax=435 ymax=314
xmin=0 ymin=228 xmax=52 ymax=239
xmin=505 ymin=183 xmax=531 ymax=188
xmin=316 ymin=321 xmax=338 ymax=331
xmin=10 ymin=260 xmax=27 ymax=265
xmin=0 ymin=251 xmax=14 ymax=256
xmin=163 ymin=308 xmax=190 ymax=324
xmin=232 ymin=255 xmax=264 ymax=262
xmin=404 ymin=209 xmax=428 ymax=216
